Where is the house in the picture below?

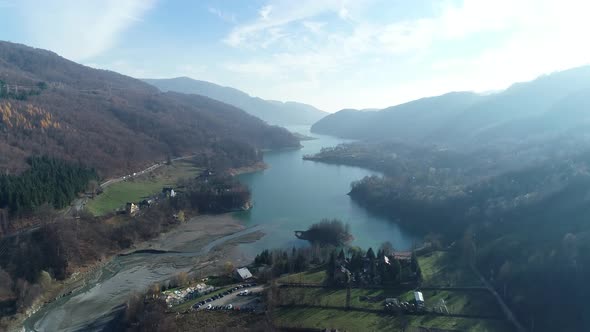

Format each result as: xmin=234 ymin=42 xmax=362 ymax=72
xmin=162 ymin=187 xmax=177 ymax=198
xmin=125 ymin=202 xmax=139 ymax=215
xmin=234 ymin=267 xmax=253 ymax=281
xmin=414 ymin=291 xmax=425 ymax=309
xmin=139 ymin=199 xmax=153 ymax=208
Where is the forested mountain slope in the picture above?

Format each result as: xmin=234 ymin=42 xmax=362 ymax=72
xmin=312 ymin=66 xmax=590 ymax=148
xmin=144 ymin=77 xmax=327 ymax=125
xmin=0 ymin=41 xmax=299 ymax=176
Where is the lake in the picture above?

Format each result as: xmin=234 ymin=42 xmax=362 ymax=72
xmin=235 ymin=125 xmax=418 ymax=256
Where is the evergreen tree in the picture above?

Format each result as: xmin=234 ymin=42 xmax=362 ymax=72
xmin=327 ymin=252 xmax=336 ymax=283
xmin=0 ymin=156 xmax=97 ymax=217
xmin=366 ymin=247 xmax=376 ymax=260
xmin=338 ymin=249 xmax=345 ymax=261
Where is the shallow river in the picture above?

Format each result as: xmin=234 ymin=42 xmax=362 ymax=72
xmin=23 ymin=126 xmax=417 ymax=331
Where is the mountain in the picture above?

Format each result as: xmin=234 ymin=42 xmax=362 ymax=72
xmin=0 ymin=41 xmax=300 ymax=176
xmin=312 ymin=92 xmax=483 ymax=141
xmin=312 ymin=66 xmax=590 ymax=148
xmin=143 ymin=77 xmax=327 ymax=125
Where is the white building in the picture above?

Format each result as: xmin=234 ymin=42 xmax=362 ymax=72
xmin=414 ymin=291 xmax=425 ymax=309
xmin=235 ymin=267 xmax=253 ymax=281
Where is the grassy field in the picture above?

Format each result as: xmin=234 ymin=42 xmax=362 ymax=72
xmin=420 ymin=289 xmax=501 ymax=317
xmin=272 ymin=251 xmax=509 ymax=331
xmin=277 ymin=268 xmax=327 ymax=284
xmin=87 ymin=161 xmax=200 ymax=216
xmin=278 ymin=287 xmax=500 ymax=317
xmin=278 ymin=287 xmax=409 ymax=310
xmin=418 ymin=251 xmax=482 ymax=287
xmin=273 ymin=307 xmax=512 ymax=332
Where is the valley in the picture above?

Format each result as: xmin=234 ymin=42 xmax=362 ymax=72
xmin=11 ymin=126 xmax=419 ymax=331
xmin=2 ymin=8 xmax=590 ymax=330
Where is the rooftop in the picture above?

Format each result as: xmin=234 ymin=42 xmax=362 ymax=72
xmin=236 ymin=267 xmax=253 ymax=280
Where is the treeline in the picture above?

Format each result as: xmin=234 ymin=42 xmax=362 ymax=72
xmin=325 ymin=245 xmax=421 ymax=287
xmin=305 ymin=142 xmax=488 ymax=180
xmin=297 ymin=219 xmax=352 ymax=246
xmin=0 ymin=80 xmax=47 ymax=101
xmin=348 ymin=175 xmax=467 ymax=236
xmin=0 ymin=156 xmax=97 ymax=216
xmin=171 ymin=175 xmax=251 ymax=213
xmin=252 ymin=242 xmax=420 ymax=287
xmin=254 ymin=247 xmax=313 ymax=278
xmin=0 ymin=198 xmax=185 ymax=322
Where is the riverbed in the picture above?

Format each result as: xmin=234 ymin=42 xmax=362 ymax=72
xmin=22 ymin=214 xmax=261 ymax=332
xmin=23 ymin=126 xmax=417 ymax=331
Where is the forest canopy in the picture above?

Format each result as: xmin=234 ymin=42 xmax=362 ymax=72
xmin=0 ymin=156 xmax=97 ymax=216
xmin=296 ymin=218 xmax=352 ymax=246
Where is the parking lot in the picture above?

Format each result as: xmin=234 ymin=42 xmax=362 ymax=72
xmin=193 ymin=284 xmax=266 ymax=312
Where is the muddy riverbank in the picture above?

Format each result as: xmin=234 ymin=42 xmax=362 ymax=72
xmin=22 ymin=213 xmax=263 ymax=332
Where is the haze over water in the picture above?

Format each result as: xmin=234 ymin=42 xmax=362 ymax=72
xmin=235 ymin=126 xmax=418 ymax=256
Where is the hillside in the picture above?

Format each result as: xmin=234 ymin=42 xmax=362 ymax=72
xmin=144 ymin=77 xmax=327 ymax=125
xmin=0 ymin=41 xmax=300 ymax=176
xmin=312 ymin=66 xmax=590 ymax=148
xmin=312 ymin=92 xmax=483 ymax=141
xmin=342 ymin=146 xmax=590 ymax=331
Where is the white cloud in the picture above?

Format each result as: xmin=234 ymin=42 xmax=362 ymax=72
xmin=219 ymin=0 xmax=590 ymax=112
xmin=208 ymin=7 xmax=236 ymax=24
xmin=16 ymin=0 xmax=156 ymax=60
xmin=302 ymin=21 xmax=326 ymax=35
xmin=223 ymin=0 xmax=360 ymax=48
xmin=338 ymin=7 xmax=350 ymax=19
xmin=259 ymin=5 xmax=273 ymax=20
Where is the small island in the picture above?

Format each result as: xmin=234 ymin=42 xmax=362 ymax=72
xmin=295 ymin=218 xmax=353 ymax=246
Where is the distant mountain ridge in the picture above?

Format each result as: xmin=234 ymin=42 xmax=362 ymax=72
xmin=312 ymin=66 xmax=590 ymax=148
xmin=312 ymin=91 xmax=483 ymax=141
xmin=144 ymin=77 xmax=327 ymax=125
xmin=0 ymin=41 xmax=299 ymax=176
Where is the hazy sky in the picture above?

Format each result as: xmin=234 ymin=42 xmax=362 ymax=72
xmin=1 ymin=0 xmax=590 ymax=112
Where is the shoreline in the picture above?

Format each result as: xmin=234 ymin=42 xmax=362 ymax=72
xmin=16 ymin=213 xmax=263 ymax=332
xmin=7 ymin=252 xmax=115 ymax=332
xmin=10 ymin=158 xmax=268 ymax=331
xmin=228 ymin=161 xmax=268 ymax=176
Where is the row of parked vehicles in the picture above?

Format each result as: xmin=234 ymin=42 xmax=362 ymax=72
xmin=192 ymin=283 xmax=257 ymax=310
xmin=237 ymin=289 xmax=262 ymax=296
xmin=203 ymin=303 xmax=259 ymax=312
